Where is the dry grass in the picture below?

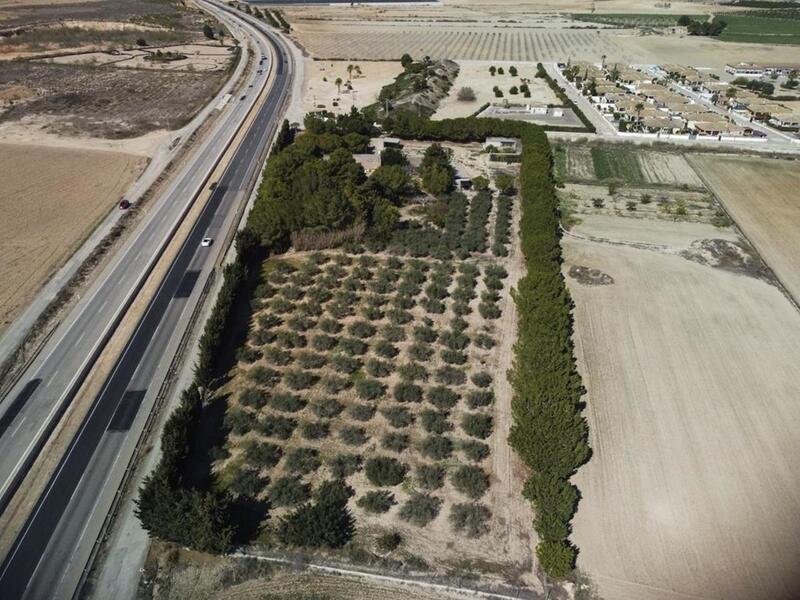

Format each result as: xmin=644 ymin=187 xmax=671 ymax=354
xmin=300 ymin=59 xmax=403 ymax=116
xmin=688 ymin=154 xmax=800 ymax=304
xmin=0 ymin=142 xmax=146 ymax=331
xmin=565 ymin=212 xmax=800 ymax=600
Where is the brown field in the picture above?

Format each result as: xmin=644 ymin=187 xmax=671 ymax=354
xmin=637 ymin=151 xmax=703 ymax=188
xmin=0 ymin=142 xmax=146 ymax=330
xmin=36 ymin=43 xmax=235 ymax=72
xmin=565 ymin=212 xmax=800 ymax=600
xmin=688 ymin=154 xmax=800 ymax=304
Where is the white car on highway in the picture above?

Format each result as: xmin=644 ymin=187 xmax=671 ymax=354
xmin=201 ymin=237 xmax=213 ymax=247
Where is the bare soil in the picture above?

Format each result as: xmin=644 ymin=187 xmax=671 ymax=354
xmin=565 ymin=211 xmax=800 ymax=600
xmin=301 ymin=59 xmax=403 ymax=116
xmin=0 ymin=142 xmax=146 ymax=332
xmin=688 ymin=154 xmax=800 ymax=304
xmin=0 ymin=60 xmax=230 ymax=138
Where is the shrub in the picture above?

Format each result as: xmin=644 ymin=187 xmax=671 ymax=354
xmin=416 ymin=463 xmax=446 ymax=490
xmin=462 ymin=413 xmax=493 ymax=439
xmin=474 ymin=333 xmax=495 ymax=349
xmin=380 ymin=324 xmax=406 ymax=342
xmin=236 ymin=345 xmax=261 ymax=364
xmin=451 ymin=316 xmax=468 ymax=332
xmin=225 ymin=407 xmax=255 ymax=435
xmin=264 ymin=346 xmax=292 ymax=366
xmin=270 ymin=297 xmax=293 ymax=313
xmin=485 ymin=264 xmax=508 ymax=279
xmin=357 ymin=490 xmax=396 ymax=514
xmin=338 ymin=336 xmax=368 ymax=356
xmin=374 ymin=339 xmax=399 ymax=359
xmin=413 ymin=324 xmax=437 ymax=343
xmin=451 ymin=465 xmax=490 ymax=499
xmin=311 ymin=397 xmax=343 ymax=418
xmin=394 ymin=382 xmax=423 ymax=402
xmin=247 ymin=365 xmax=280 ymax=386
xmin=321 ymin=375 xmax=350 ymax=393
xmin=440 ymin=329 xmax=469 ymax=350
xmin=426 ymin=386 xmax=459 ymax=410
xmin=284 ymin=368 xmax=318 ymax=390
xmin=287 ymin=314 xmax=315 ymax=332
xmin=382 ymin=432 xmax=410 ymax=453
xmin=328 ymin=453 xmax=363 ymax=478
xmin=452 ymin=301 xmax=471 ymax=316
xmin=355 ymin=378 xmax=385 ymax=400
xmin=319 ymin=317 xmax=343 ymax=334
xmin=250 ymin=328 xmax=275 ymax=346
xmin=258 ymin=414 xmax=297 ymax=440
xmin=361 ymin=305 xmax=384 ymax=321
xmin=347 ymin=320 xmax=377 ymax=339
xmin=376 ymin=531 xmax=403 ymax=552
xmin=471 ymin=371 xmax=492 ymax=388
xmin=239 ymin=387 xmax=268 ymax=409
xmin=450 ymin=503 xmax=491 ymax=538
xmin=365 ymin=456 xmax=408 ymax=486
xmin=300 ymin=419 xmax=330 ymax=440
xmin=311 ymin=334 xmax=337 ymax=351
xmin=339 ymin=425 xmax=368 ymax=446
xmin=269 ymin=392 xmax=306 ymax=413
xmin=269 ymin=476 xmax=311 ymax=507
xmin=457 ymin=86 xmax=476 ymax=101
xmin=440 ymin=348 xmax=468 ymax=365
xmin=296 ymin=351 xmax=326 ymax=369
xmin=461 ymin=440 xmax=490 ymax=462
xmin=276 ymin=330 xmax=307 ymax=349
xmin=399 ymin=493 xmax=441 ymax=527
xmin=418 ymin=435 xmax=454 ymax=460
xmin=398 ymin=362 xmax=428 ymax=382
xmin=242 ymin=440 xmax=283 ymax=468
xmin=420 ymin=409 xmax=452 ymax=434
xmin=478 ymin=302 xmax=501 ymax=320
xmin=408 ymin=342 xmax=434 ymax=362
xmin=277 ymin=480 xmax=354 ymax=549
xmin=284 ymin=447 xmax=321 ymax=474
xmin=381 ymin=405 xmax=414 ymax=428
xmin=466 ymin=390 xmax=494 ymax=408
xmin=421 ymin=298 xmax=445 ymax=314
xmin=227 ymin=466 xmax=267 ymax=498
xmin=484 ymin=275 xmax=504 ymax=291
xmin=387 ymin=308 xmax=413 ymax=324
xmin=327 ymin=302 xmax=352 ymax=319
xmin=348 ymin=403 xmax=377 ymax=422
xmin=435 ymin=366 xmax=466 ymax=386
xmin=330 ymin=353 xmax=361 ymax=374
xmin=365 ymin=358 xmax=392 ymax=378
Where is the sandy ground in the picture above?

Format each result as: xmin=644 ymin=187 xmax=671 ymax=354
xmin=565 ymin=212 xmax=800 ymax=600
xmin=688 ymin=154 xmax=800 ymax=305
xmin=301 ymin=59 xmax=403 ymax=115
xmin=434 ymin=60 xmax=558 ymax=120
xmin=0 ymin=142 xmax=146 ymax=329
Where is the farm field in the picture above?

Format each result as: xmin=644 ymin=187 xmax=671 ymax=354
xmin=290 ymin=23 xmax=630 ymax=62
xmin=211 ymin=164 xmax=537 ymax=586
xmin=564 ymin=212 xmax=800 ymax=600
xmin=0 ymin=142 xmax=146 ymax=332
xmin=570 ymin=12 xmax=702 ymax=27
xmin=716 ymin=14 xmax=800 ymax=45
xmin=689 ymin=154 xmax=800 ymax=303
xmin=555 ymin=144 xmax=705 ymax=188
xmin=433 ymin=60 xmax=558 ymax=120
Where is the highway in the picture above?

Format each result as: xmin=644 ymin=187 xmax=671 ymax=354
xmin=0 ymin=2 xmax=293 ymax=598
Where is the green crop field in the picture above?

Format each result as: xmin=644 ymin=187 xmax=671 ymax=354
xmin=716 ymin=14 xmax=800 ymax=44
xmin=571 ymin=13 xmax=702 ymax=27
xmin=590 ymin=147 xmax=644 ymax=183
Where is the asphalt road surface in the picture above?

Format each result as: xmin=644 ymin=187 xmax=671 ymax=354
xmin=0 ymin=4 xmax=292 ymax=598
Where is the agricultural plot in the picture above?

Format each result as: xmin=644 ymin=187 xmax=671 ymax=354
xmin=556 ymin=144 xmax=705 ymax=189
xmin=716 ymin=14 xmax=800 ymax=45
xmin=216 ymin=186 xmax=532 ymax=580
xmin=570 ymin=13 xmax=701 ymax=27
xmin=565 ymin=210 xmax=800 ymax=600
xmin=291 ymin=25 xmax=627 ymax=62
xmin=689 ymin=154 xmax=800 ymax=303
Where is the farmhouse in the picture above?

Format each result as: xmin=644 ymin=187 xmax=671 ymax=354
xmin=484 ymin=137 xmax=520 ymax=152
xmin=725 ymin=62 xmax=800 ymax=78
xmin=768 ymin=112 xmax=800 ymax=129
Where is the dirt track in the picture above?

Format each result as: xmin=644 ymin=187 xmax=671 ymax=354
xmin=565 ymin=216 xmax=800 ymax=600
xmin=0 ymin=142 xmax=145 ymax=332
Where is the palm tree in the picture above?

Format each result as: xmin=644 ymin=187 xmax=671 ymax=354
xmin=635 ymin=102 xmax=644 ymax=121
xmin=346 ymin=64 xmax=354 ymax=82
xmin=335 ymin=77 xmax=342 ymax=94
xmin=354 ymin=65 xmax=362 ymax=77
